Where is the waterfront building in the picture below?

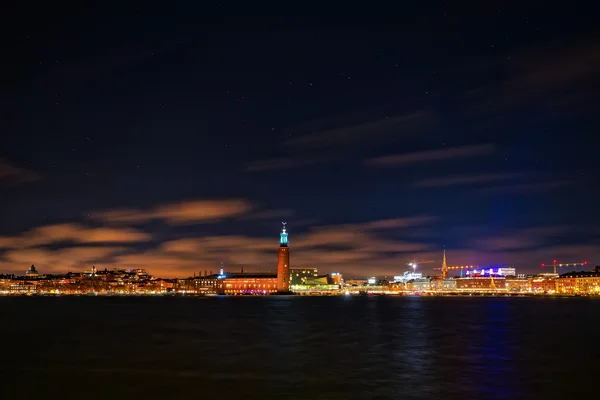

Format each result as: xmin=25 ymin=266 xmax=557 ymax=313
xmin=431 ymin=279 xmax=457 ymax=291
xmin=557 ymin=270 xmax=600 ymax=295
xmin=532 ymin=277 xmax=556 ymax=293
xmin=330 ymin=272 xmax=343 ymax=285
xmin=505 ymin=278 xmax=531 ymax=292
xmin=191 ymin=275 xmax=219 ymax=294
xmin=217 ymin=224 xmax=291 ymax=295
xmin=218 ymin=275 xmax=278 ymax=295
xmin=290 ymin=268 xmax=318 ymax=285
xmin=289 ymin=273 xmax=342 ymax=294
xmin=344 ymin=279 xmax=368 ymax=287
xmin=0 ymin=278 xmax=12 ymax=293
xmin=290 ymin=283 xmax=340 ymax=294
xmin=408 ymin=278 xmax=433 ymax=292
xmin=455 ymin=277 xmax=506 ymax=291
xmin=393 ymin=271 xmax=423 ymax=283
xmin=10 ymin=280 xmax=37 ymax=294
xmin=466 ymin=267 xmax=516 ymax=277
xmin=304 ymin=275 xmax=329 ymax=285
xmin=175 ymin=275 xmax=219 ymax=294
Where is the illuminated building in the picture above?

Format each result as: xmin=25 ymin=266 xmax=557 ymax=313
xmin=532 ymin=277 xmax=556 ymax=293
xmin=455 ymin=277 xmax=506 ymax=291
xmin=431 ymin=278 xmax=457 ymax=291
xmin=466 ymin=266 xmax=516 ymax=277
xmin=505 ymin=278 xmax=531 ymax=293
xmin=557 ymin=270 xmax=600 ymax=295
xmin=25 ymin=265 xmax=39 ymax=278
xmin=344 ymin=279 xmax=368 ymax=287
xmin=10 ymin=280 xmax=37 ymax=294
xmin=276 ymin=222 xmax=290 ymax=292
xmin=393 ymin=271 xmax=423 ymax=283
xmin=290 ymin=283 xmax=340 ymax=294
xmin=408 ymin=278 xmax=433 ymax=292
xmin=176 ymin=275 xmax=219 ymax=294
xmin=304 ymin=275 xmax=329 ymax=285
xmin=192 ymin=275 xmax=219 ymax=294
xmin=216 ymin=225 xmax=290 ymax=295
xmin=330 ymin=272 xmax=343 ymax=285
xmin=218 ymin=275 xmax=279 ymax=295
xmin=498 ymin=267 xmax=516 ymax=276
xmin=290 ymin=268 xmax=318 ymax=285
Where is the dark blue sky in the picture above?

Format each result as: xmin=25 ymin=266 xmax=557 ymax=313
xmin=1 ymin=3 xmax=599 ymax=277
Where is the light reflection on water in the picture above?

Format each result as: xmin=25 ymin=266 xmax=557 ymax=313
xmin=1 ymin=296 xmax=598 ymax=399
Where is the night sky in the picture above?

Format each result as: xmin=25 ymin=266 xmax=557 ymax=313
xmin=2 ymin=4 xmax=599 ymax=277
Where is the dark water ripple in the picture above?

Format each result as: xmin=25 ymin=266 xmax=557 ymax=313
xmin=0 ymin=296 xmax=598 ymax=399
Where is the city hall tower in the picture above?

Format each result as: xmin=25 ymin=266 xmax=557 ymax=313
xmin=276 ymin=222 xmax=290 ymax=292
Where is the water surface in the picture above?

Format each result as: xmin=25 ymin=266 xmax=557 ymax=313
xmin=1 ymin=296 xmax=597 ymax=399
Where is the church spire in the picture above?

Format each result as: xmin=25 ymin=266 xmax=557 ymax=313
xmin=441 ymin=247 xmax=448 ymax=279
xmin=442 ymin=248 xmax=447 ymax=269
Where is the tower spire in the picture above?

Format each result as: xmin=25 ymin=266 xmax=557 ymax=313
xmin=280 ymin=222 xmax=288 ymax=246
xmin=442 ymin=247 xmax=448 ymax=279
xmin=277 ymin=222 xmax=290 ymax=292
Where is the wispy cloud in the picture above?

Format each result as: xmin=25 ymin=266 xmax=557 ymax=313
xmin=91 ymin=199 xmax=253 ymax=225
xmin=365 ymin=144 xmax=495 ymax=167
xmin=465 ymin=37 xmax=600 ymax=115
xmin=0 ymin=159 xmax=40 ymax=185
xmin=474 ymin=226 xmax=577 ymax=252
xmin=246 ymin=156 xmax=334 ymax=172
xmin=413 ymin=173 xmax=527 ymax=188
xmin=479 ymin=180 xmax=574 ymax=195
xmin=283 ymin=112 xmax=431 ymax=149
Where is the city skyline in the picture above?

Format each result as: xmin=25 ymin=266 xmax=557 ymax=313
xmin=2 ymin=6 xmax=600 ymax=277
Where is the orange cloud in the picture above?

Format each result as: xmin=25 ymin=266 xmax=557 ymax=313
xmin=284 ymin=112 xmax=431 ymax=149
xmin=241 ymin=209 xmax=295 ymax=221
xmin=91 ymin=199 xmax=253 ymax=225
xmin=362 ymin=216 xmax=437 ymax=230
xmin=0 ymin=223 xmax=149 ymax=249
xmin=108 ymin=217 xmax=436 ymax=277
xmin=1 ymin=246 xmax=125 ymax=273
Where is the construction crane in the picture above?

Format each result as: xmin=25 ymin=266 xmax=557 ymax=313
xmin=541 ymin=260 xmax=587 ymax=275
xmin=431 ymin=250 xmax=479 ymax=278
xmin=434 ymin=265 xmax=478 ymax=278
xmin=541 ymin=260 xmax=588 ymax=293
xmin=407 ymin=259 xmax=434 ymax=273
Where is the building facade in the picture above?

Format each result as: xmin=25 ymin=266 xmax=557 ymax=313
xmin=455 ymin=277 xmax=506 ymax=291
xmin=218 ymin=275 xmax=278 ymax=295
xmin=290 ymin=268 xmax=318 ymax=286
xmin=557 ymin=271 xmax=600 ymax=295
